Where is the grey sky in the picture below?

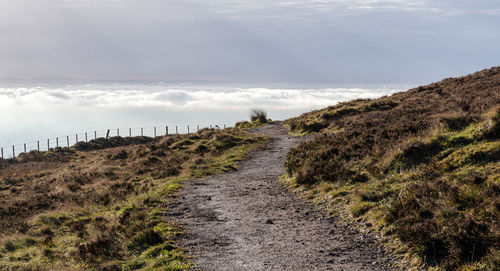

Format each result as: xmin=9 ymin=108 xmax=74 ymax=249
xmin=0 ymin=0 xmax=499 ymax=85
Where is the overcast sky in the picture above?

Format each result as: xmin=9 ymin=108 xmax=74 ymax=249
xmin=0 ymin=0 xmax=499 ymax=85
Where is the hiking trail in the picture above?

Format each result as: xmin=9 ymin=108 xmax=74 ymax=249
xmin=168 ymin=122 xmax=396 ymax=270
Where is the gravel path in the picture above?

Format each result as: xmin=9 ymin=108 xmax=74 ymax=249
xmin=168 ymin=122 xmax=396 ymax=270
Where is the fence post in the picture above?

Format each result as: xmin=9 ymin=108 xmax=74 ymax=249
xmin=224 ymin=124 xmax=226 ymax=129
xmin=37 ymin=141 xmax=40 ymax=151
xmin=141 ymin=127 xmax=143 ymax=136
xmin=12 ymin=145 xmax=15 ymax=158
xmin=210 ymin=125 xmax=213 ymax=129
xmin=197 ymin=125 xmax=199 ymax=131
xmin=106 ymin=129 xmax=110 ymax=139
xmin=129 ymin=128 xmax=132 ymax=137
xmin=67 ymin=136 xmax=69 ymax=148
xmin=176 ymin=126 xmax=178 ymax=134
xmin=76 ymin=134 xmax=78 ymax=143
xmin=56 ymin=137 xmax=59 ymax=148
xmin=85 ymin=132 xmax=88 ymax=142
xmin=48 ymin=139 xmax=50 ymax=150
xmin=95 ymin=131 xmax=97 ymax=139
xmin=1 ymin=147 xmax=3 ymax=159
xmin=154 ymin=127 xmax=156 ymax=138
xmin=24 ymin=143 xmax=26 ymax=153
xmin=188 ymin=125 xmax=190 ymax=134
xmin=166 ymin=126 xmax=168 ymax=135
xmin=117 ymin=129 xmax=120 ymax=137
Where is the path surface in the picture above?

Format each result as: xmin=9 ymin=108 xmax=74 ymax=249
xmin=168 ymin=122 xmax=396 ymax=270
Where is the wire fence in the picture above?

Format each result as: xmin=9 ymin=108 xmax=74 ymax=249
xmin=0 ymin=123 xmax=230 ymax=159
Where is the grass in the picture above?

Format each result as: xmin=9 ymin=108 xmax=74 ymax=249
xmin=234 ymin=108 xmax=272 ymax=130
xmin=283 ymin=67 xmax=500 ymax=270
xmin=0 ymin=127 xmax=268 ymax=270
xmin=249 ymin=108 xmax=268 ymax=123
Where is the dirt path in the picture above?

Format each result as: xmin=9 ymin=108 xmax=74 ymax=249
xmin=168 ymin=122 xmax=396 ymax=270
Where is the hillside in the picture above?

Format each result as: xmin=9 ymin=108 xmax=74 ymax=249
xmin=0 ymin=128 xmax=267 ymax=270
xmin=284 ymin=67 xmax=500 ymax=270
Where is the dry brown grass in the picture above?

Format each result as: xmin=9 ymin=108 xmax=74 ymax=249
xmin=0 ymin=128 xmax=267 ymax=270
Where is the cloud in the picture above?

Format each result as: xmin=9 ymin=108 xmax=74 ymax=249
xmin=0 ymin=84 xmax=403 ymax=111
xmin=0 ymin=0 xmax=498 ymax=84
xmin=0 ymin=83 xmax=407 ymax=150
xmin=0 ymin=83 xmax=406 ymax=150
xmin=47 ymin=91 xmax=71 ymax=100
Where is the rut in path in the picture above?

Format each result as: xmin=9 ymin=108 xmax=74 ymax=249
xmin=168 ymin=122 xmax=396 ymax=270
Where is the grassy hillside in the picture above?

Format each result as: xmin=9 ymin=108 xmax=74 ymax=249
xmin=0 ymin=128 xmax=268 ymax=270
xmin=284 ymin=67 xmax=500 ymax=270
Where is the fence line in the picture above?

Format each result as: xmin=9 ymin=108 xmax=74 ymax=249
xmin=0 ymin=123 xmax=230 ymax=159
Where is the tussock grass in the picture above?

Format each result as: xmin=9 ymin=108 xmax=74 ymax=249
xmin=235 ymin=108 xmax=272 ymax=130
xmin=249 ymin=108 xmax=268 ymax=123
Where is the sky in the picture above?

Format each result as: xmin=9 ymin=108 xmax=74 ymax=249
xmin=0 ymin=0 xmax=499 ymax=85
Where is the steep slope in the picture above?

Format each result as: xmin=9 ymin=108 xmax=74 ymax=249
xmin=284 ymin=67 xmax=500 ymax=270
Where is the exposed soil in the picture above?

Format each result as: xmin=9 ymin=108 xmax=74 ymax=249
xmin=169 ymin=122 xmax=397 ymax=270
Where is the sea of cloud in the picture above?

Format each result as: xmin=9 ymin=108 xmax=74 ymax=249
xmin=0 ymin=84 xmax=405 ymax=154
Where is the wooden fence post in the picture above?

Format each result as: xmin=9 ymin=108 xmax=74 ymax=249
xmin=166 ymin=126 xmax=168 ymax=135
xmin=141 ymin=127 xmax=143 ymax=136
xmin=106 ymin=129 xmax=110 ymax=139
xmin=76 ymin=134 xmax=78 ymax=143
xmin=1 ymin=147 xmax=3 ymax=159
xmin=12 ymin=145 xmax=15 ymax=158
xmin=37 ymin=141 xmax=40 ymax=151
xmin=85 ymin=132 xmax=88 ymax=142
xmin=129 ymin=128 xmax=132 ymax=137
xmin=176 ymin=126 xmax=178 ymax=134
xmin=24 ymin=143 xmax=26 ymax=153
xmin=95 ymin=131 xmax=97 ymax=139
xmin=56 ymin=137 xmax=59 ymax=148
xmin=154 ymin=127 xmax=157 ymax=138
xmin=67 ymin=136 xmax=69 ymax=148
xmin=197 ymin=125 xmax=199 ymax=131
xmin=117 ymin=129 xmax=120 ymax=137
xmin=48 ymin=139 xmax=50 ymax=150
xmin=210 ymin=125 xmax=212 ymax=129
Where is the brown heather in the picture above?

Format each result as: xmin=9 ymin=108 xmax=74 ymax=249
xmin=285 ymin=67 xmax=500 ymax=270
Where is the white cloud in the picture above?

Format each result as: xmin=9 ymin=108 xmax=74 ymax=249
xmin=0 ymin=84 xmax=401 ymax=111
xmin=0 ymin=84 xmax=405 ymax=149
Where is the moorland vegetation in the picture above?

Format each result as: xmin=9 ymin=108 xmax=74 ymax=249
xmin=0 ymin=127 xmax=267 ymax=270
xmin=284 ymin=67 xmax=500 ymax=270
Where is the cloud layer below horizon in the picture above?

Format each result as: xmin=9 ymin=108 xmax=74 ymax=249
xmin=0 ymin=84 xmax=401 ymax=110
xmin=0 ymin=84 xmax=403 ymax=147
